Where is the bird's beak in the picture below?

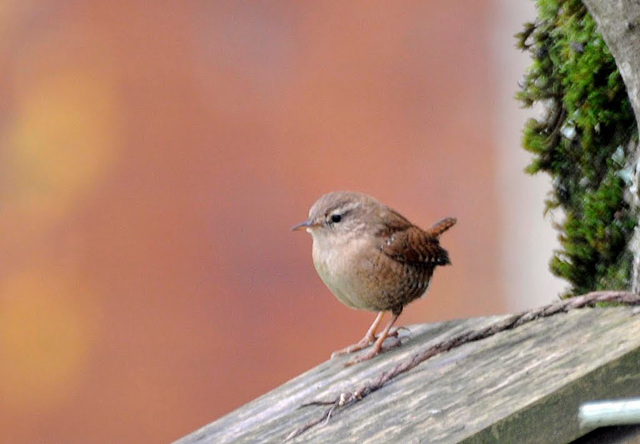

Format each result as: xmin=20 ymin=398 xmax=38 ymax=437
xmin=291 ymin=219 xmax=316 ymax=231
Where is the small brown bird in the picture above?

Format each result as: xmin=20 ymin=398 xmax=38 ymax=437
xmin=292 ymin=191 xmax=456 ymax=364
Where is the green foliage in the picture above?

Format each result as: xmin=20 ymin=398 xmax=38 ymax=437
xmin=516 ymin=0 xmax=637 ymax=296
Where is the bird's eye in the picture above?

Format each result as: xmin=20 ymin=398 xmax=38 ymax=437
xmin=330 ymin=214 xmax=342 ymax=223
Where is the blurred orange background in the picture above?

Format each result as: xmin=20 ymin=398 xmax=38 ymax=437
xmin=0 ymin=1 xmax=563 ymax=442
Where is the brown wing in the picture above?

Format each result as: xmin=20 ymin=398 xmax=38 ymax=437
xmin=377 ymin=210 xmax=452 ymax=266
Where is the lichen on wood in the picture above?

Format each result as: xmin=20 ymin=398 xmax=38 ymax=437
xmin=516 ymin=0 xmax=638 ymax=296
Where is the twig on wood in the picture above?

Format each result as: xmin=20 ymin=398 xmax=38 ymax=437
xmin=286 ymin=291 xmax=640 ymax=441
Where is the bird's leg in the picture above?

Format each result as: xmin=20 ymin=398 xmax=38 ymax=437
xmin=347 ymin=313 xmax=400 ymax=365
xmin=383 ymin=328 xmax=400 ymax=339
xmin=383 ymin=325 xmax=412 ymax=340
xmin=331 ymin=312 xmax=384 ymax=358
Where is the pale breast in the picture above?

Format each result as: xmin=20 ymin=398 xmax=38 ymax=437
xmin=311 ymin=234 xmax=433 ymax=312
xmin=312 ymin=236 xmax=373 ymax=310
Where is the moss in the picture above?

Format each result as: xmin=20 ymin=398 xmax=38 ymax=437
xmin=516 ymin=0 xmax=638 ymax=296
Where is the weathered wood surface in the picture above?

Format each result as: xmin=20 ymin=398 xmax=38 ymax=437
xmin=176 ymin=307 xmax=640 ymax=443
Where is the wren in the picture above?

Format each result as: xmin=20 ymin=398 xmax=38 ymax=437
xmin=292 ymin=191 xmax=456 ymax=364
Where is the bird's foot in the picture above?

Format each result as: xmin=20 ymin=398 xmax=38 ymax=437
xmin=380 ymin=335 xmax=402 ymax=351
xmin=345 ymin=348 xmax=379 ymax=365
xmin=330 ymin=335 xmax=375 ymax=359
xmin=384 ymin=326 xmax=410 ymax=339
xmin=384 ymin=328 xmax=398 ymax=339
xmin=344 ymin=336 xmax=402 ymax=366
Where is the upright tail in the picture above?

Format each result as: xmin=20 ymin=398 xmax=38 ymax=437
xmin=426 ymin=217 xmax=457 ymax=238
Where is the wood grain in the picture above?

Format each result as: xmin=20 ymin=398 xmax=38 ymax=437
xmin=176 ymin=305 xmax=640 ymax=443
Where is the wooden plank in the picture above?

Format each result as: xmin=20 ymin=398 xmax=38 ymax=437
xmin=176 ymin=306 xmax=640 ymax=443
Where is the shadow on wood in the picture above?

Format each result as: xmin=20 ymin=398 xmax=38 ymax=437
xmin=176 ymin=295 xmax=640 ymax=443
